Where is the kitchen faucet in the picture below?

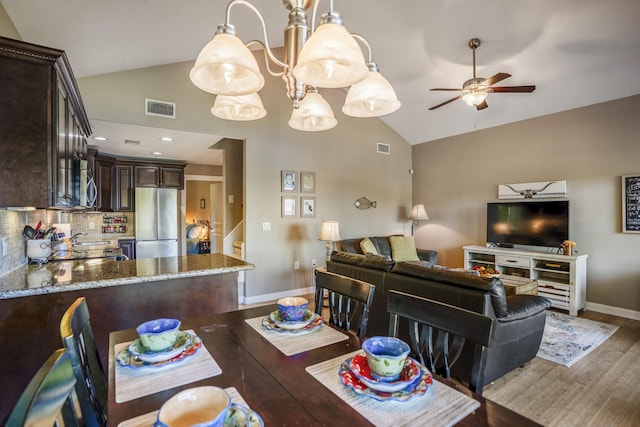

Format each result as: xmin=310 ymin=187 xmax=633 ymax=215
xmin=70 ymin=231 xmax=87 ymax=244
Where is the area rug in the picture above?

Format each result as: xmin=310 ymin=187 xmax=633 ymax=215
xmin=536 ymin=311 xmax=619 ymax=367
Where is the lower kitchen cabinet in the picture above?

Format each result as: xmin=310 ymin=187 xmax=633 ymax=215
xmin=118 ymin=238 xmax=136 ymax=260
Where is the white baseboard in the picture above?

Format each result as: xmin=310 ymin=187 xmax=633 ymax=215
xmin=243 ymin=287 xmax=315 ymax=306
xmin=585 ymin=301 xmax=640 ymax=321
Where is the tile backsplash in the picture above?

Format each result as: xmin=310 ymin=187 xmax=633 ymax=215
xmin=0 ymin=210 xmax=135 ymax=276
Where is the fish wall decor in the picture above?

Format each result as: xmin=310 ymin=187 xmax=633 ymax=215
xmin=354 ymin=196 xmax=376 ymax=210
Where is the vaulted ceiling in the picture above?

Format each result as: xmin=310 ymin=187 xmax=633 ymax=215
xmin=3 ymin=0 xmax=639 ymax=152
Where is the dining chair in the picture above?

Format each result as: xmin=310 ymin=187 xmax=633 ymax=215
xmin=60 ymin=297 xmax=108 ymax=426
xmin=387 ymin=290 xmax=495 ymax=394
xmin=314 ymin=270 xmax=375 ymax=342
xmin=7 ymin=348 xmax=81 ymax=426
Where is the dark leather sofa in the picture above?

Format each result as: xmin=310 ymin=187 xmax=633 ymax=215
xmin=327 ymin=236 xmax=551 ymax=390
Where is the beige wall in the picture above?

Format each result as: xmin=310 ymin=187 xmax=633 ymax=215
xmin=412 ymin=95 xmax=640 ymax=314
xmin=77 ymin=58 xmax=412 ymax=299
xmin=0 ymin=4 xmax=20 ymax=39
xmin=185 ymin=181 xmax=212 ymax=225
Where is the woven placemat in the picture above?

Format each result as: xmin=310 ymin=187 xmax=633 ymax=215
xmin=117 ymin=387 xmax=249 ymax=427
xmin=305 ymin=350 xmax=481 ymax=427
xmin=244 ymin=316 xmax=348 ymax=356
xmin=114 ymin=330 xmax=222 ymax=403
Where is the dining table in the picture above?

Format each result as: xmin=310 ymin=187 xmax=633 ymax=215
xmin=107 ymin=304 xmax=541 ymax=427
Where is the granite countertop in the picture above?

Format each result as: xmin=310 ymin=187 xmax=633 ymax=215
xmin=0 ymin=253 xmax=255 ymax=299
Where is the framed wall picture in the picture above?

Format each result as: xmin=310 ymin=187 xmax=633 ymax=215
xmin=300 ymin=171 xmax=316 ymax=193
xmin=282 ymin=196 xmax=296 ymax=218
xmin=281 ymin=170 xmax=297 ymax=192
xmin=622 ymin=174 xmax=640 ymax=233
xmin=301 ymin=196 xmax=316 ymax=218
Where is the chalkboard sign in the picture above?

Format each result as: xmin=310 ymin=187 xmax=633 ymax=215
xmin=622 ymin=174 xmax=640 ymax=233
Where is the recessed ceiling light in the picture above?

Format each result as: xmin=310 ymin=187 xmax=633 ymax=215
xmin=160 ymin=137 xmax=173 ymax=142
xmin=93 ymin=136 xmax=108 ymax=141
xmin=151 ymin=151 xmax=163 ymax=156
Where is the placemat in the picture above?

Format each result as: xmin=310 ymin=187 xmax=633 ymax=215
xmin=245 ymin=316 xmax=348 ymax=356
xmin=115 ymin=330 xmax=222 ymax=403
xmin=305 ymin=350 xmax=481 ymax=427
xmin=117 ymin=387 xmax=249 ymax=427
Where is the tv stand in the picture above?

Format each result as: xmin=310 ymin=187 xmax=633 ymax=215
xmin=463 ymin=245 xmax=588 ymax=316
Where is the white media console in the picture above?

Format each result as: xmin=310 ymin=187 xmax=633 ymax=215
xmin=463 ymin=245 xmax=588 ymax=316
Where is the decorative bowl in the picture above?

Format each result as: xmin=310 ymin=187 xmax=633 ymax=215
xmin=349 ymin=354 xmax=422 ymax=393
xmin=128 ymin=331 xmax=193 ymax=363
xmin=136 ymin=318 xmax=181 ymax=352
xmin=361 ymin=336 xmax=411 ymax=382
xmin=276 ymin=297 xmax=309 ymax=322
xmin=269 ymin=309 xmax=315 ymax=330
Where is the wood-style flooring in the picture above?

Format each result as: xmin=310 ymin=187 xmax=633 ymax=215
xmin=483 ymin=309 xmax=640 ymax=427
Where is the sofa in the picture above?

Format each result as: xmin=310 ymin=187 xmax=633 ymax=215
xmin=327 ymin=235 xmax=551 ymax=390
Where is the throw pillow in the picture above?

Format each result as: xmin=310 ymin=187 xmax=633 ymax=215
xmin=360 ymin=237 xmax=379 ymax=255
xmin=389 ymin=235 xmax=420 ymax=262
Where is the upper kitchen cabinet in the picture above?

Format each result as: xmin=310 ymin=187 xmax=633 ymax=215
xmin=114 ymin=162 xmax=134 ymax=211
xmin=134 ymin=163 xmax=185 ymax=189
xmin=0 ymin=36 xmax=91 ymax=208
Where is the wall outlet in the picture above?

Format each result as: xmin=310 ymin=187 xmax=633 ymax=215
xmin=228 ymin=195 xmax=235 ymax=203
xmin=294 ymin=260 xmax=299 ymax=270
xmin=311 ymin=259 xmax=316 ymax=268
xmin=262 ymin=222 xmax=271 ymax=231
xmin=88 ymin=222 xmax=95 ymax=230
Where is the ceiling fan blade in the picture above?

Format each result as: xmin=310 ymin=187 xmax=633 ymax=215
xmin=484 ymin=73 xmax=511 ymax=87
xmin=475 ymin=100 xmax=488 ymax=110
xmin=430 ymin=88 xmax=462 ymax=91
xmin=428 ymin=95 xmax=462 ymax=110
xmin=491 ymin=85 xmax=536 ymax=93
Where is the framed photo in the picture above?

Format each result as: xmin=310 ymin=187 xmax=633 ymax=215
xmin=301 ymin=196 xmax=316 ymax=218
xmin=200 ymin=198 xmax=206 ymax=209
xmin=281 ymin=196 xmax=296 ymax=218
xmin=622 ymin=174 xmax=640 ymax=233
xmin=281 ymin=170 xmax=297 ymax=192
xmin=300 ymin=171 xmax=316 ymax=193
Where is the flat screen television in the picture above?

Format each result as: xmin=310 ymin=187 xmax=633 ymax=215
xmin=486 ymin=200 xmax=569 ymax=248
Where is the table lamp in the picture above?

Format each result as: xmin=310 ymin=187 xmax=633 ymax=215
xmin=409 ymin=204 xmax=430 ymax=235
xmin=319 ymin=220 xmax=341 ymax=261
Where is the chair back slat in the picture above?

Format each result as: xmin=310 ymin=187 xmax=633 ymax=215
xmin=60 ymin=297 xmax=108 ymax=426
xmin=387 ymin=290 xmax=494 ymax=394
xmin=7 ymin=348 xmax=81 ymax=426
xmin=315 ymin=270 xmax=375 ymax=341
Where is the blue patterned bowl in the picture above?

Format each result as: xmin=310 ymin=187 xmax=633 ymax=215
xmin=276 ymin=297 xmax=309 ymax=322
xmin=136 ymin=318 xmax=181 ymax=352
xmin=362 ymin=336 xmax=411 ymax=382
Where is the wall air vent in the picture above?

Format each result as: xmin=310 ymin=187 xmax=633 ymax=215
xmin=145 ymin=98 xmax=176 ymax=118
xmin=124 ymin=139 xmax=140 ymax=145
xmin=377 ymin=143 xmax=391 ymax=155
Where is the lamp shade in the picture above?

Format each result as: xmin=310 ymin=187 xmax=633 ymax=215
xmin=462 ymin=90 xmax=488 ymax=106
xmin=189 ymin=33 xmax=265 ymax=96
xmin=342 ymin=70 xmax=401 ymax=117
xmin=319 ymin=220 xmax=341 ymax=242
xmin=293 ymin=23 xmax=368 ymax=89
xmin=211 ymin=93 xmax=267 ymax=121
xmin=409 ymin=204 xmax=430 ymax=221
xmin=288 ymin=92 xmax=337 ymax=131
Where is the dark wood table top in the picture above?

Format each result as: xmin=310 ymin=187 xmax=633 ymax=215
xmin=108 ymin=305 xmax=541 ymax=427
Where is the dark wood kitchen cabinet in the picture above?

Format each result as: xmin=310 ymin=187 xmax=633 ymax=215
xmin=118 ymin=238 xmax=136 ymax=259
xmin=94 ymin=156 xmax=114 ymax=212
xmin=0 ymin=36 xmax=91 ymax=208
xmin=114 ymin=162 xmax=134 ymax=211
xmin=134 ymin=163 xmax=185 ymax=189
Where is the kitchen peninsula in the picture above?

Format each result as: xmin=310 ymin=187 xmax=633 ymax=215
xmin=0 ymin=253 xmax=254 ymax=424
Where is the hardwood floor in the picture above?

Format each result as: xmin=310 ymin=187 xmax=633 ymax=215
xmin=483 ymin=309 xmax=640 ymax=426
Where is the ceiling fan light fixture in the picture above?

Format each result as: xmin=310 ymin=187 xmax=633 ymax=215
xmin=288 ymin=92 xmax=337 ymax=132
xmin=462 ymin=90 xmax=488 ymax=106
xmin=189 ymin=29 xmax=265 ymax=96
xmin=343 ymin=68 xmax=401 ymax=117
xmin=211 ymin=93 xmax=267 ymax=121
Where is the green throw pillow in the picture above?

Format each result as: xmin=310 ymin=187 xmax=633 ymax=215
xmin=389 ymin=236 xmax=420 ymax=262
xmin=360 ymin=237 xmax=379 ymax=255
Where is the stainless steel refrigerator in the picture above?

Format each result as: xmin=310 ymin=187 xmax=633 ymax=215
xmin=135 ymin=188 xmax=179 ymax=259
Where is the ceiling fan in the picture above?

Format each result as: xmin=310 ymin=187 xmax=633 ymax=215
xmin=428 ymin=38 xmax=536 ymax=111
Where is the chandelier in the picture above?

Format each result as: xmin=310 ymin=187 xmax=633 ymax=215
xmin=189 ymin=0 xmax=400 ymax=131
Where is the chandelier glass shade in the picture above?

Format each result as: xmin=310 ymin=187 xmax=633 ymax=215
xmin=462 ymin=90 xmax=488 ymax=106
xmin=211 ymin=93 xmax=267 ymax=121
xmin=189 ymin=0 xmax=400 ymax=131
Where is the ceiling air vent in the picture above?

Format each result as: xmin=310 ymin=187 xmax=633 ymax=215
xmin=124 ymin=139 xmax=140 ymax=145
xmin=377 ymin=143 xmax=391 ymax=155
xmin=145 ymin=98 xmax=176 ymax=118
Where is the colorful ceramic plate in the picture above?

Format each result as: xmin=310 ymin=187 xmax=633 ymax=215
xmin=269 ymin=309 xmax=315 ymax=330
xmin=128 ymin=331 xmax=193 ymax=363
xmin=349 ymin=353 xmax=422 ymax=393
xmin=339 ymin=357 xmax=432 ymax=402
xmin=224 ymin=404 xmax=264 ymax=427
xmin=117 ymin=335 xmax=202 ymax=369
xmin=262 ymin=313 xmax=323 ymax=334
